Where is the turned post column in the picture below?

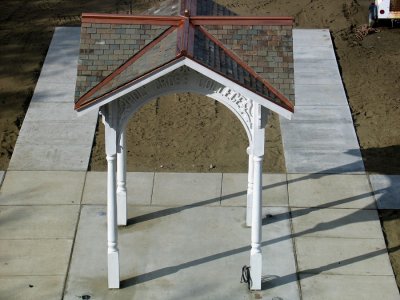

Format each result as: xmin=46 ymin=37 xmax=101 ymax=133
xmin=250 ymin=154 xmax=263 ymax=290
xmin=117 ymin=129 xmax=127 ymax=226
xmin=246 ymin=146 xmax=254 ymax=227
xmin=102 ymin=103 xmax=120 ymax=289
xmin=249 ymin=104 xmax=267 ymax=290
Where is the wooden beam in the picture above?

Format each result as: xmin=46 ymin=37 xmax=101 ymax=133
xmin=82 ymin=13 xmax=184 ymax=25
xmin=190 ymin=16 xmax=294 ymax=26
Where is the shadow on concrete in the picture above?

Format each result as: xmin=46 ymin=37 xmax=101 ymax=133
xmin=120 ymin=153 xmax=400 ymax=290
xmin=122 ymin=196 xmax=382 ymax=290
xmin=261 ymin=245 xmax=400 ymax=290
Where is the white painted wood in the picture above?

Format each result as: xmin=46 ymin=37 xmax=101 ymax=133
xmin=249 ymin=102 xmax=266 ymax=290
xmin=89 ymin=55 xmax=281 ymax=291
xmin=106 ymin=152 xmax=120 ymax=288
xmin=116 ymin=66 xmax=253 ymax=141
xmin=251 ymin=104 xmax=267 ymax=156
xmin=250 ymin=155 xmax=263 ymax=290
xmin=246 ymin=146 xmax=253 ymax=227
xmin=117 ymin=129 xmax=127 ymax=226
xmin=103 ymin=103 xmax=120 ymax=288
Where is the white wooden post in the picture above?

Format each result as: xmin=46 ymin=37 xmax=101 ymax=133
xmin=117 ymin=129 xmax=127 ymax=226
xmin=249 ymin=104 xmax=267 ymax=290
xmin=250 ymin=154 xmax=263 ymax=290
xmin=246 ymin=146 xmax=254 ymax=227
xmin=102 ymin=104 xmax=120 ymax=289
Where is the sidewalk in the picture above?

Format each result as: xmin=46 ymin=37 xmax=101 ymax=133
xmin=0 ymin=27 xmax=399 ymax=300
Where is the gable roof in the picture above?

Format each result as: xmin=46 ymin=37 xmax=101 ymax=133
xmin=75 ymin=0 xmax=295 ymax=115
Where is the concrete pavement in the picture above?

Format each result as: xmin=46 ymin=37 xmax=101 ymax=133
xmin=281 ymin=29 xmax=365 ymax=174
xmin=1 ymin=171 xmax=399 ymax=299
xmin=8 ymin=27 xmax=98 ymax=171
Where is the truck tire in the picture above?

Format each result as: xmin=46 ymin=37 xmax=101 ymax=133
xmin=368 ymin=4 xmax=378 ymax=27
xmin=369 ymin=11 xmax=376 ymax=26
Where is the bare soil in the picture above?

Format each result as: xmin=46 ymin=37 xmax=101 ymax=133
xmin=0 ymin=0 xmax=399 ymax=289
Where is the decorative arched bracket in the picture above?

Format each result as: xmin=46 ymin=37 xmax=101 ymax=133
xmin=116 ymin=66 xmax=255 ymax=141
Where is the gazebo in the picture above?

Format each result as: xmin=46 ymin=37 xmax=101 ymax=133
xmin=74 ymin=0 xmax=294 ymax=290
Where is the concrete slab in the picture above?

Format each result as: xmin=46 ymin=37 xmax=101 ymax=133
xmin=0 ymin=239 xmax=72 ymax=276
xmin=293 ymin=29 xmax=332 ymax=47
xmin=31 ymin=80 xmax=77 ymax=103
xmin=294 ymin=84 xmax=348 ymax=106
xmin=300 ymin=274 xmax=400 ymax=300
xmin=220 ymin=173 xmax=288 ymax=207
xmin=39 ymin=43 xmax=79 ymax=85
xmin=22 ymin=102 xmax=97 ymax=123
xmin=295 ymin=237 xmax=393 ymax=276
xmin=39 ymin=60 xmax=78 ymax=84
xmin=82 ymin=172 xmax=154 ymax=205
xmin=288 ymin=174 xmax=375 ymax=209
xmin=64 ymin=205 xmax=300 ymax=299
xmin=42 ymin=32 xmax=79 ymax=65
xmin=294 ymin=70 xmax=342 ymax=85
xmin=369 ymin=174 xmax=400 ymax=209
xmin=0 ymin=171 xmax=85 ymax=205
xmin=152 ymin=173 xmax=222 ymax=206
xmin=284 ymin=148 xmax=365 ymax=174
xmin=17 ymin=121 xmax=97 ymax=146
xmin=294 ymin=59 xmax=341 ymax=74
xmin=9 ymin=26 xmax=98 ymax=173
xmin=48 ymin=43 xmax=76 ymax=58
xmin=285 ymin=29 xmax=365 ymax=174
xmin=291 ymin=208 xmax=383 ymax=239
xmin=48 ymin=27 xmax=81 ymax=48
xmin=0 ymin=205 xmax=79 ymax=239
xmin=281 ymin=106 xmax=353 ymax=123
xmin=293 ymin=46 xmax=337 ymax=61
xmin=281 ymin=123 xmax=359 ymax=149
xmin=0 ymin=171 xmax=4 ymax=187
xmin=0 ymin=276 xmax=65 ymax=300
xmin=8 ymin=143 xmax=92 ymax=171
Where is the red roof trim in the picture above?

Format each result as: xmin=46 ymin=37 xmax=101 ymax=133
xmin=191 ymin=16 xmax=294 ymax=26
xmin=81 ymin=13 xmax=293 ymax=26
xmin=198 ymin=26 xmax=294 ymax=111
xmin=81 ymin=13 xmax=183 ymax=25
xmin=75 ymin=25 xmax=178 ymax=110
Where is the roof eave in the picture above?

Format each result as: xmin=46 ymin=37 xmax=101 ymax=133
xmin=184 ymin=58 xmax=293 ymax=119
xmin=75 ymin=57 xmax=187 ymax=116
xmin=76 ymin=57 xmax=293 ymax=120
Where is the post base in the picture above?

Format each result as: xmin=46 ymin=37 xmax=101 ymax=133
xmin=250 ymin=252 xmax=262 ymax=290
xmin=108 ymin=251 xmax=120 ymax=289
xmin=117 ymin=191 xmax=127 ymax=226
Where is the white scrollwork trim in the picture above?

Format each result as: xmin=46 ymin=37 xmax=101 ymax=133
xmin=116 ymin=66 xmax=254 ymax=141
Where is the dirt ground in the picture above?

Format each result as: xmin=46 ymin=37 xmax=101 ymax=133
xmin=0 ymin=0 xmax=399 ymax=290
